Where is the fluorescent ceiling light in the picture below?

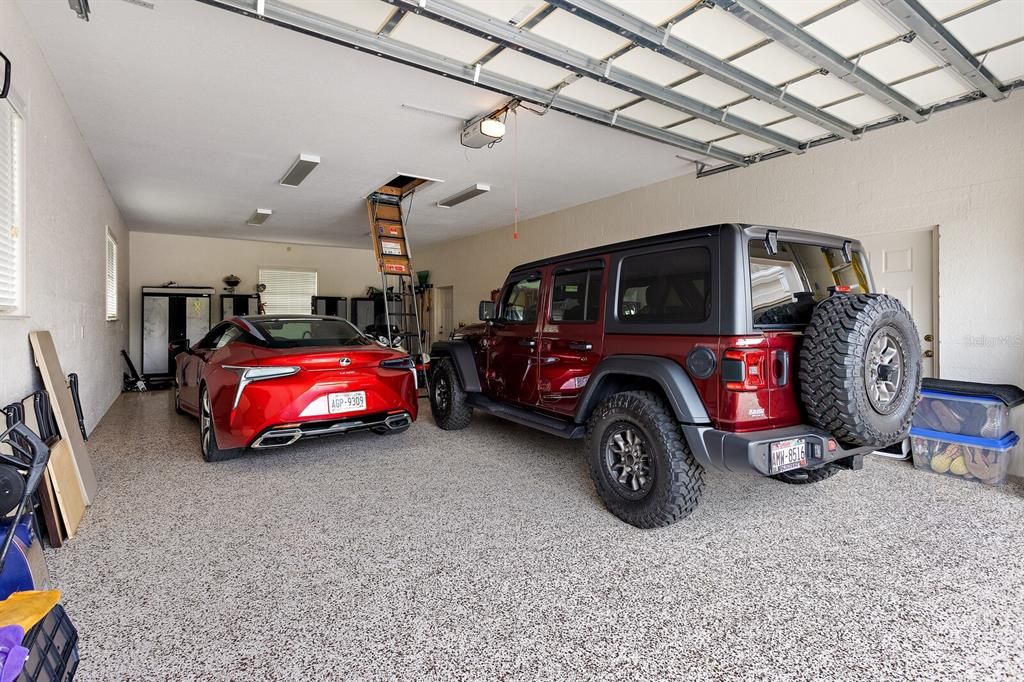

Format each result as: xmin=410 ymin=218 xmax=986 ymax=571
xmin=437 ymin=184 xmax=491 ymax=208
xmin=280 ymin=154 xmax=320 ymax=187
xmin=247 ymin=208 xmax=273 ymax=225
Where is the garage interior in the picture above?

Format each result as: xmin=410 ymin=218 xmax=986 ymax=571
xmin=1 ymin=0 xmax=1023 ymax=678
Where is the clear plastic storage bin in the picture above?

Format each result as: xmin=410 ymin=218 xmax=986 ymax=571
xmin=910 ymin=427 xmax=1019 ymax=486
xmin=914 ymin=390 xmax=1013 ymax=439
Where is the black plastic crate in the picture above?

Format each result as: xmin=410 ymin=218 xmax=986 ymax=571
xmin=17 ymin=604 xmax=79 ymax=682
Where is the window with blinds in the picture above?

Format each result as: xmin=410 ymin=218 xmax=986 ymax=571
xmin=0 ymin=98 xmax=23 ymax=315
xmin=105 ymin=228 xmax=118 ymax=320
xmin=258 ymin=267 xmax=318 ymax=315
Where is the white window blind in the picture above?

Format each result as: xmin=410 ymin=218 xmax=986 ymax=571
xmin=0 ymin=99 xmax=22 ymax=314
xmin=258 ymin=267 xmax=318 ymax=314
xmin=105 ymin=228 xmax=118 ymax=320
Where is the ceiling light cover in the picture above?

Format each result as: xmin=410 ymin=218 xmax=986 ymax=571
xmin=247 ymin=208 xmax=273 ymax=225
xmin=280 ymin=154 xmax=321 ymax=187
xmin=437 ymin=184 xmax=491 ymax=208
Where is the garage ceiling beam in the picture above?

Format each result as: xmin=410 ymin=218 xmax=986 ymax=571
xmin=547 ymin=0 xmax=858 ymax=141
xmin=874 ymin=0 xmax=1005 ymax=101
xmin=395 ymin=0 xmax=805 ymax=154
xmin=710 ymin=0 xmax=927 ymax=123
xmin=196 ymin=0 xmax=748 ymax=166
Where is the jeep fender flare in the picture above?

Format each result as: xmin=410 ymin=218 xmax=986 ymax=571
xmin=430 ymin=341 xmax=482 ymax=392
xmin=574 ymin=355 xmax=710 ymax=426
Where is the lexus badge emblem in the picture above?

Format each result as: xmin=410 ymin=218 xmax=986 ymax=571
xmin=339 ymin=357 xmax=352 ymax=367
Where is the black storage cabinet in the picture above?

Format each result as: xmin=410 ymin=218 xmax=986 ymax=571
xmin=311 ymin=295 xmax=348 ymax=318
xmin=221 ymin=293 xmax=260 ymax=320
xmin=141 ymin=286 xmax=214 ymax=379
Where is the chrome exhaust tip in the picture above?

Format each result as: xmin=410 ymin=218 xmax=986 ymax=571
xmin=252 ymin=429 xmax=303 ymax=449
xmin=384 ymin=413 xmax=411 ymax=430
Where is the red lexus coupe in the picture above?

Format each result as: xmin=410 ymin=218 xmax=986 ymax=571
xmin=174 ymin=315 xmax=418 ymax=461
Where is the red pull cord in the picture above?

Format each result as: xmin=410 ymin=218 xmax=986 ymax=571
xmin=512 ymin=109 xmax=519 ymax=240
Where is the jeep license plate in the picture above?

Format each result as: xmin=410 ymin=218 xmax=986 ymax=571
xmin=328 ymin=391 xmax=366 ymax=414
xmin=770 ymin=438 xmax=806 ymax=474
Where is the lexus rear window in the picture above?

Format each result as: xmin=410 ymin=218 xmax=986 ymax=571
xmin=749 ymin=240 xmax=868 ymax=327
xmin=251 ymin=318 xmax=371 ymax=348
xmin=617 ymin=247 xmax=710 ymax=324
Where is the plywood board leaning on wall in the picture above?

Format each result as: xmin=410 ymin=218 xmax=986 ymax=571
xmin=28 ymin=331 xmax=98 ymax=505
xmin=44 ymin=439 xmax=85 ymax=537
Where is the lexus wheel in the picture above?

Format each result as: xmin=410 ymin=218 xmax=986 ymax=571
xmin=174 ymin=382 xmax=187 ymax=415
xmin=198 ymin=386 xmax=243 ymax=463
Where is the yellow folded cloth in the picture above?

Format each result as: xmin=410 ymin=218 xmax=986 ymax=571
xmin=0 ymin=590 xmax=61 ymax=631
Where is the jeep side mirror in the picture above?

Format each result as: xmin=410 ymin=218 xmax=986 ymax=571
xmin=478 ymin=300 xmax=496 ymax=321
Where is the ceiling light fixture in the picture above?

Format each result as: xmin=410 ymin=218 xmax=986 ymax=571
xmin=247 ymin=208 xmax=273 ymax=226
xmin=68 ymin=0 xmax=91 ymax=21
xmin=437 ymin=184 xmax=491 ymax=208
xmin=280 ymin=154 xmax=321 ymax=187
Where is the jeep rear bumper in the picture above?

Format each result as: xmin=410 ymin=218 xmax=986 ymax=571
xmin=682 ymin=424 xmax=875 ymax=476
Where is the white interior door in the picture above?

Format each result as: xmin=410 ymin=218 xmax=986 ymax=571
xmin=437 ymin=286 xmax=454 ymax=341
xmin=862 ymin=228 xmax=936 ymax=376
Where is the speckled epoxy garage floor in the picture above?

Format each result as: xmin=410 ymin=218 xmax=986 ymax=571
xmin=45 ymin=391 xmax=1024 ymax=680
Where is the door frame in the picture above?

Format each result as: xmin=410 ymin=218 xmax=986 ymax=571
xmin=927 ymin=225 xmax=940 ymax=375
xmin=435 ymin=285 xmax=453 ymax=342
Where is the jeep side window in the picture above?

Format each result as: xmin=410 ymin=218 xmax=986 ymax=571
xmin=617 ymin=247 xmax=710 ymax=324
xmin=550 ymin=269 xmax=601 ymax=323
xmin=500 ymin=276 xmax=541 ymax=324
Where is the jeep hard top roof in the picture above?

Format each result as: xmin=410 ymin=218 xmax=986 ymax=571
xmin=508 ymin=223 xmax=863 ymax=275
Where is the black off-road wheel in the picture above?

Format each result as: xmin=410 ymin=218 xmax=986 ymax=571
xmin=585 ymin=391 xmax=705 ymax=528
xmin=800 ymin=294 xmax=922 ymax=447
xmin=772 ymin=463 xmax=841 ymax=485
xmin=429 ymin=359 xmax=473 ymax=430
xmin=199 ymin=385 xmax=244 ymax=463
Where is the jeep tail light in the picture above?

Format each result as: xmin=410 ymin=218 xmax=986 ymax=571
xmin=722 ymin=349 xmax=767 ymax=391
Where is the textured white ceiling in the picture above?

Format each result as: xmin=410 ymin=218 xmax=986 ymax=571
xmin=17 ymin=0 xmax=1022 ymax=248
xmin=17 ymin=0 xmax=701 ymax=248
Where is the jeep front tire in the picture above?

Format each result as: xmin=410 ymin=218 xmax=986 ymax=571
xmin=429 ymin=358 xmax=473 ymax=430
xmin=585 ymin=391 xmax=705 ymax=528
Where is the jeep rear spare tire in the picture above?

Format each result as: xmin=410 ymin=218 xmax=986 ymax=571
xmin=586 ymin=391 xmax=706 ymax=528
xmin=799 ymin=293 xmax=922 ymax=447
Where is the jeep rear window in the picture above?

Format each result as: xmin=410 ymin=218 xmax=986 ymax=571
xmin=749 ymin=240 xmax=868 ymax=327
xmin=617 ymin=247 xmax=710 ymax=324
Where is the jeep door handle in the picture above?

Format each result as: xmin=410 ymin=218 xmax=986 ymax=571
xmin=519 ymin=338 xmax=536 ymax=348
xmin=568 ymin=341 xmax=593 ymax=351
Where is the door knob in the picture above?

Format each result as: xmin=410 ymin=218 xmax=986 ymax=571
xmin=568 ymin=341 xmax=593 ymax=351
xmin=519 ymin=339 xmax=536 ymax=348
xmin=924 ymin=334 xmax=933 ymax=342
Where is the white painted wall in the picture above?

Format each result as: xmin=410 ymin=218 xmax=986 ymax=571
xmin=0 ymin=1 xmax=129 ymax=431
xmin=128 ymin=232 xmax=381 ymax=360
xmin=416 ymin=97 xmax=1024 ymax=388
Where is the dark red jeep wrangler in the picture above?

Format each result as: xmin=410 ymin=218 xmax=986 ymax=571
xmin=429 ymin=224 xmax=922 ymax=528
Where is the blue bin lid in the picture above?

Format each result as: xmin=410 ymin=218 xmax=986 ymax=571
xmin=909 ymin=427 xmax=1020 ymax=450
xmin=920 ymin=389 xmax=1004 ymax=405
